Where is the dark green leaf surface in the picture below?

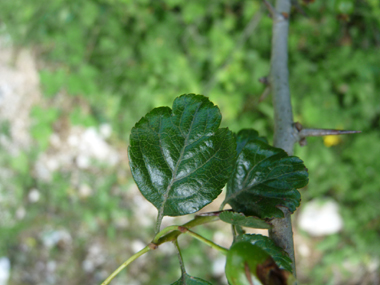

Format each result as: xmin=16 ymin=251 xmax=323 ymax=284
xmin=236 ymin=129 xmax=268 ymax=156
xmin=224 ymin=130 xmax=308 ymax=218
xmin=219 ymin=211 xmax=271 ymax=229
xmin=129 ymin=94 xmax=236 ymax=218
xmin=171 ymin=273 xmax=212 ymax=285
xmin=236 ymin=234 xmax=293 ymax=272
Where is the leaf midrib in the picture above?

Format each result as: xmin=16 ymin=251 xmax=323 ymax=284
xmin=157 ymin=102 xmax=202 ymax=219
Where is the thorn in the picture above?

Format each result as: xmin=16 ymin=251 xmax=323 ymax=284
xmin=299 ymin=128 xmax=361 ymax=138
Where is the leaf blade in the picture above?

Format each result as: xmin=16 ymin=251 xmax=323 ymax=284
xmin=129 ymin=94 xmax=236 ymax=221
xmin=225 ymin=130 xmax=308 ymax=219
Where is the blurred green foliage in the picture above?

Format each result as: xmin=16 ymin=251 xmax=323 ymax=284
xmin=0 ymin=0 xmax=379 ymax=284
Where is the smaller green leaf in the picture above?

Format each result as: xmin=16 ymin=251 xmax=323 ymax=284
xmin=219 ymin=211 xmax=271 ymax=229
xmin=225 ymin=240 xmax=294 ymax=285
xmin=236 ymin=234 xmax=292 ymax=273
xmin=171 ymin=273 xmax=212 ymax=285
xmin=225 ymin=129 xmax=309 ymax=219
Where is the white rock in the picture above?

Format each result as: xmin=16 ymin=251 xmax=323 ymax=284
xmin=16 ymin=207 xmax=26 ymax=220
xmin=0 ymin=257 xmax=10 ymax=285
xmin=78 ymin=183 xmax=92 ymax=198
xmin=49 ymin=133 xmax=61 ymax=147
xmin=76 ymin=154 xmax=90 ymax=169
xmin=82 ymin=243 xmax=106 ymax=273
xmin=46 ymin=260 xmax=56 ymax=272
xmin=28 ymin=188 xmax=40 ymax=203
xmin=41 ymin=229 xmax=72 ymax=248
xmin=99 ymin=124 xmax=112 ymax=139
xmin=298 ymin=199 xmax=343 ymax=236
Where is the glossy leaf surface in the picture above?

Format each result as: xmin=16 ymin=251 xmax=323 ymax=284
xmin=225 ymin=129 xmax=308 ymax=218
xmin=171 ymin=273 xmax=212 ymax=285
xmin=236 ymin=234 xmax=292 ymax=273
xmin=129 ymin=94 xmax=236 ymax=217
xmin=219 ymin=211 xmax=271 ymax=229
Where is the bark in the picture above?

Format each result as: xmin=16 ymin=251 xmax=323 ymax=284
xmin=268 ymin=0 xmax=298 ymax=278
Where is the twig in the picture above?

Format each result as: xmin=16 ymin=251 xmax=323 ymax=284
xmin=102 ymin=215 xmax=221 ymax=284
xmin=267 ymin=0 xmax=298 ymax=279
xmin=263 ymin=0 xmax=278 ymax=18
xmin=174 ymin=240 xmax=186 ymax=276
xmin=101 ymin=246 xmax=151 ymax=285
xmin=178 ymin=226 xmax=229 ymax=255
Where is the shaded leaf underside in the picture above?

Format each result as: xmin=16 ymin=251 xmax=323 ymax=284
xmin=236 ymin=234 xmax=293 ymax=273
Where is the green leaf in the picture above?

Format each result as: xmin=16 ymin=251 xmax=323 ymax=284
xmin=129 ymin=94 xmax=236 ymax=220
xmin=225 ymin=240 xmax=294 ymax=285
xmin=219 ymin=211 xmax=271 ymax=229
xmin=224 ymin=129 xmax=308 ymax=219
xmin=171 ymin=273 xmax=212 ymax=285
xmin=236 ymin=234 xmax=293 ymax=272
xmin=236 ymin=129 xmax=268 ymax=156
xmin=225 ymin=241 xmax=270 ymax=285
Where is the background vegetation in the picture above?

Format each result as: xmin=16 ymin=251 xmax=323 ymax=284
xmin=0 ymin=0 xmax=379 ymax=284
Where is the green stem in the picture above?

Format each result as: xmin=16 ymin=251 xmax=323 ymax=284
xmin=155 ymin=211 xmax=164 ymax=235
xmin=153 ymin=225 xmax=180 ymax=244
xmin=156 ymin=215 xmax=220 ymax=245
xmin=181 ymin=227 xmax=228 ymax=255
xmin=101 ymin=214 xmax=221 ymax=285
xmin=174 ymin=240 xmax=186 ymax=275
xmin=101 ymin=245 xmax=151 ymax=285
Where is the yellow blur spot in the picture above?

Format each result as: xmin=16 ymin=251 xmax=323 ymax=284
xmin=25 ymin=237 xmax=37 ymax=248
xmin=323 ymin=135 xmax=341 ymax=147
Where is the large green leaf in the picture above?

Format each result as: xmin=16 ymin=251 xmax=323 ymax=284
xmin=171 ymin=273 xmax=212 ymax=285
xmin=129 ymin=94 xmax=236 ymax=218
xmin=236 ymin=234 xmax=292 ymax=272
xmin=224 ymin=129 xmax=308 ymax=219
xmin=219 ymin=211 xmax=271 ymax=229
